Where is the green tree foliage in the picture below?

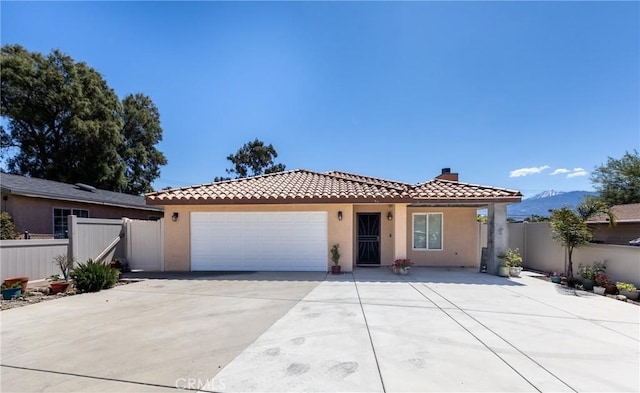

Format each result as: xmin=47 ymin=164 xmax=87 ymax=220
xmin=1 ymin=45 xmax=167 ymax=194
xmin=119 ymin=94 xmax=168 ymax=194
xmin=218 ymin=138 xmax=286 ymax=180
xmin=0 ymin=212 xmax=16 ymax=240
xmin=549 ymin=207 xmax=591 ymax=281
xmin=524 ymin=214 xmax=550 ymax=222
xmin=576 ymin=195 xmax=617 ymax=224
xmin=591 ymin=150 xmax=640 ymax=206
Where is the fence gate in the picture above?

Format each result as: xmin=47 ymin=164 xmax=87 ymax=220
xmin=125 ymin=219 xmax=164 ymax=271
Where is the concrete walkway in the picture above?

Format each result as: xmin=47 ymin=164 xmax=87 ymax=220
xmin=1 ymin=268 xmax=638 ymax=392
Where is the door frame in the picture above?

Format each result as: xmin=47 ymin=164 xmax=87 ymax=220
xmin=356 ymin=212 xmax=381 ymax=266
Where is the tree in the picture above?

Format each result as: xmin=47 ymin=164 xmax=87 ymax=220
xmin=219 ymin=139 xmax=286 ymax=180
xmin=549 ymin=207 xmax=591 ymax=282
xmin=0 ymin=212 xmax=15 ymax=240
xmin=119 ymin=94 xmax=168 ymax=194
xmin=1 ymin=45 xmax=167 ymax=194
xmin=549 ymin=199 xmax=616 ymax=282
xmin=591 ymin=150 xmax=640 ymax=206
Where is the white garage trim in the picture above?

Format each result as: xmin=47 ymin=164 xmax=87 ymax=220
xmin=190 ymin=212 xmax=328 ymax=271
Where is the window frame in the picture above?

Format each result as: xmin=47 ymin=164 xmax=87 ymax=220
xmin=412 ymin=212 xmax=443 ymax=251
xmin=52 ymin=208 xmax=90 ymax=238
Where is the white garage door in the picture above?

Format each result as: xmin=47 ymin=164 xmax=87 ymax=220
xmin=191 ymin=212 xmax=328 ymax=271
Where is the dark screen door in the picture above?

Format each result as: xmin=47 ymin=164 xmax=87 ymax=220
xmin=357 ymin=213 xmax=381 ymax=265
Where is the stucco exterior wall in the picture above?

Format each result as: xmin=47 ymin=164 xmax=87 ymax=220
xmin=406 ymin=207 xmax=479 ymax=267
xmin=1 ymin=194 xmax=162 ymax=235
xmin=162 ymin=204 xmax=354 ymax=272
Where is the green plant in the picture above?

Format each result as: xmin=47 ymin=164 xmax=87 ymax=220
xmin=1 ymin=282 xmax=22 ymax=290
xmin=70 ymin=259 xmax=119 ymax=293
xmin=330 ymin=244 xmax=340 ymax=266
xmin=616 ymin=282 xmax=637 ymax=292
xmin=579 ymin=261 xmax=607 ymax=281
xmin=52 ymin=254 xmax=76 ymax=281
xmin=0 ymin=212 xmax=16 ymax=240
xmin=578 ymin=264 xmax=597 ymax=280
xmin=497 ymin=248 xmax=522 ymax=268
xmin=550 ymin=207 xmax=592 ymax=280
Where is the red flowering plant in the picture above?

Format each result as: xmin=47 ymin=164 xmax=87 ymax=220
xmin=594 ymin=272 xmax=611 ymax=287
xmin=392 ymin=258 xmax=413 ymax=270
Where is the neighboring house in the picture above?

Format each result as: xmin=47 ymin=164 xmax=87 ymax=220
xmin=146 ymin=168 xmax=521 ymax=272
xmin=587 ymin=203 xmax=640 ymax=245
xmin=1 ymin=173 xmax=164 ymax=238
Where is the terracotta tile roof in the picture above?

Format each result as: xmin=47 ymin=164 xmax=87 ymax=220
xmin=587 ymin=203 xmax=640 ymax=223
xmin=411 ymin=179 xmax=521 ymax=201
xmin=146 ymin=169 xmax=522 ymax=205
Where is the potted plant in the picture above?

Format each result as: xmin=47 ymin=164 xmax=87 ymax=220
xmin=2 ymin=276 xmax=29 ymax=293
xmin=546 ymin=270 xmax=562 ymax=284
xmin=616 ymin=282 xmax=639 ymax=300
xmin=498 ymin=248 xmax=523 ymax=277
xmin=1 ymin=282 xmax=22 ymax=300
xmin=577 ymin=264 xmax=596 ymax=290
xmin=593 ymin=272 xmax=608 ymax=294
xmin=330 ymin=244 xmax=341 ymax=275
xmin=49 ymin=254 xmax=75 ymax=294
xmin=392 ymin=258 xmax=413 ymax=275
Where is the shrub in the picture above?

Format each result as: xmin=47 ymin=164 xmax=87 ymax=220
xmin=498 ymin=248 xmax=523 ymax=267
xmin=0 ymin=212 xmax=16 ymax=240
xmin=71 ymin=259 xmax=119 ymax=293
xmin=616 ymin=282 xmax=637 ymax=292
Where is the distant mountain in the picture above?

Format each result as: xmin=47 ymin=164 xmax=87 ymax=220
xmin=507 ymin=190 xmax=598 ymax=219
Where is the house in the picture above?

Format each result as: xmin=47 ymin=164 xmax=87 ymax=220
xmin=587 ymin=203 xmax=640 ymax=245
xmin=146 ymin=168 xmax=521 ymax=273
xmin=1 ymin=173 xmax=164 ymax=238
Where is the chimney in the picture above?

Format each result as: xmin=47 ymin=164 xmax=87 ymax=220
xmin=436 ymin=167 xmax=459 ymax=181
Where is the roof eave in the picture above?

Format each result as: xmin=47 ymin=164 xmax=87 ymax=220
xmin=7 ymin=190 xmax=164 ymax=212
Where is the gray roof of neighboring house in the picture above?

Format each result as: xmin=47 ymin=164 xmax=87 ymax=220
xmin=0 ymin=173 xmax=163 ymax=212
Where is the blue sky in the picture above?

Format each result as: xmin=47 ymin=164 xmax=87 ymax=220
xmin=2 ymin=2 xmax=638 ymax=198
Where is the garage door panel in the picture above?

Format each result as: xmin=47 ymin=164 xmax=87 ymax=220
xmin=191 ymin=212 xmax=328 ymax=271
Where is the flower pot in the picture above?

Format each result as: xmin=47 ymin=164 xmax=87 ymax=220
xmin=582 ymin=279 xmax=595 ymax=291
xmin=604 ymin=284 xmax=618 ymax=295
xmin=3 ymin=276 xmax=29 ymax=293
xmin=331 ymin=265 xmax=341 ymax=275
xmin=509 ymin=267 xmax=522 ymax=277
xmin=550 ymin=276 xmax=562 ymax=284
xmin=497 ymin=266 xmax=510 ymax=277
xmin=398 ymin=267 xmax=409 ymax=275
xmin=619 ymin=289 xmax=639 ymax=301
xmin=50 ymin=281 xmax=70 ymax=294
xmin=2 ymin=287 xmax=21 ymax=300
xmin=593 ymin=286 xmax=606 ymax=295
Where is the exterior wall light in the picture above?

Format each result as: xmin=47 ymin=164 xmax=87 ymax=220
xmin=172 ymin=212 xmax=179 ymax=222
xmin=338 ymin=211 xmax=343 ymax=221
xmin=387 ymin=212 xmax=393 ymax=221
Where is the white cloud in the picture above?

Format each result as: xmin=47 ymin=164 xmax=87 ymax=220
xmin=567 ymin=168 xmax=588 ymax=178
xmin=509 ymin=165 xmax=550 ymax=178
xmin=550 ymin=168 xmax=570 ymax=175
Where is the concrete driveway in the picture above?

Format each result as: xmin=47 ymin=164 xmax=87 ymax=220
xmin=1 ymin=268 xmax=638 ymax=392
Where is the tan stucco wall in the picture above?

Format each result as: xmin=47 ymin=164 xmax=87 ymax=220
xmin=406 ymin=207 xmax=479 ymax=267
xmin=1 ymin=193 xmax=162 ymax=235
xmin=162 ymin=204 xmax=354 ymax=272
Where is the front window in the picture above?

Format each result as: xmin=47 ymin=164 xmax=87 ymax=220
xmin=413 ymin=213 xmax=443 ymax=250
xmin=53 ymin=208 xmax=89 ymax=238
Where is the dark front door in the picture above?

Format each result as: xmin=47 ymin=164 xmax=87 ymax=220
xmin=357 ymin=213 xmax=381 ymax=265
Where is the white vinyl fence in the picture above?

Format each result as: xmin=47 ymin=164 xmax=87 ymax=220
xmin=1 ymin=217 xmax=164 ymax=282
xmin=125 ymin=219 xmax=163 ymax=271
xmin=0 ymin=239 xmax=68 ymax=281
